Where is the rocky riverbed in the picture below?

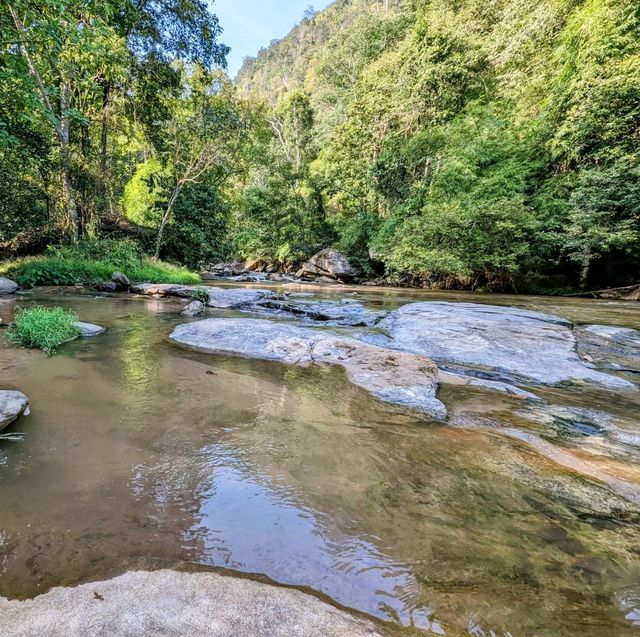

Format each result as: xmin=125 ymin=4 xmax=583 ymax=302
xmin=1 ymin=284 xmax=640 ymax=636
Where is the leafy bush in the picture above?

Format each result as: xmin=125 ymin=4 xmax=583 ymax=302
xmin=6 ymin=306 xmax=80 ymax=355
xmin=190 ymin=287 xmax=210 ymax=303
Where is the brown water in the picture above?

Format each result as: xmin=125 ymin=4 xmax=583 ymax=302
xmin=1 ymin=288 xmax=639 ymax=636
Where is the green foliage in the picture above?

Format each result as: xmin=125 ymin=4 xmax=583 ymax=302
xmin=236 ymin=0 xmax=640 ymax=290
xmin=6 ymin=306 xmax=80 ymax=355
xmin=190 ymin=287 xmax=210 ymax=303
xmin=4 ymin=239 xmax=199 ymax=287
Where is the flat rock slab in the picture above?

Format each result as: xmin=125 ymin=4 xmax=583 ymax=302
xmin=170 ymin=318 xmax=446 ymax=420
xmin=73 ymin=322 xmax=106 ymax=337
xmin=256 ymin=298 xmax=386 ymax=327
xmin=0 ymin=390 xmax=29 ymax=432
xmin=0 ymin=570 xmax=384 ymax=637
xmin=364 ymin=302 xmax=634 ymax=390
xmin=206 ymin=288 xmax=273 ymax=309
xmin=131 ymin=284 xmax=275 ymax=310
xmin=577 ymin=324 xmax=640 ymax=374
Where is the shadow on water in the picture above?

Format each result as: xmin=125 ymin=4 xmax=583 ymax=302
xmin=0 ymin=290 xmax=639 ymax=636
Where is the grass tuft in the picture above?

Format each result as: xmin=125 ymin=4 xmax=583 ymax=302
xmin=6 ymin=306 xmax=81 ymax=355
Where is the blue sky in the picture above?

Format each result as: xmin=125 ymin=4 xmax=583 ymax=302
xmin=214 ymin=0 xmax=334 ymax=76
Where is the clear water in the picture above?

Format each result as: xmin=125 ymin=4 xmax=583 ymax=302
xmin=0 ymin=287 xmax=639 ymax=636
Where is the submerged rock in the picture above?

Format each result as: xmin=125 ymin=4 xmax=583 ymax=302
xmin=0 ymin=391 xmax=29 ymax=432
xmin=181 ymin=300 xmax=205 ymax=317
xmin=170 ymin=318 xmax=446 ymax=420
xmin=73 ymin=322 xmax=106 ymax=337
xmin=363 ymin=302 xmax=634 ymax=390
xmin=0 ymin=570 xmax=383 ymax=637
xmin=0 ymin=277 xmax=18 ymax=295
xmin=299 ymin=248 xmax=361 ymax=281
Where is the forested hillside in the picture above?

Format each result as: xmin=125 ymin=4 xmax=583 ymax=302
xmin=1 ymin=0 xmax=639 ymax=291
xmin=236 ymin=0 xmax=640 ymax=290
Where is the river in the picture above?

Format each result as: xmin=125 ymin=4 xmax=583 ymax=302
xmin=0 ymin=284 xmax=639 ymax=636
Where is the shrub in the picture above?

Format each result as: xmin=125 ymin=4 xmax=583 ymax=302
xmin=6 ymin=306 xmax=81 ymax=355
xmin=190 ymin=287 xmax=210 ymax=303
xmin=3 ymin=239 xmax=200 ymax=287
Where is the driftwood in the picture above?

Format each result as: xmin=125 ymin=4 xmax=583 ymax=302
xmin=566 ymin=284 xmax=640 ymax=300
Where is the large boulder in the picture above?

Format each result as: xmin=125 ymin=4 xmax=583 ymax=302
xmin=362 ymin=302 xmax=635 ymax=390
xmin=170 ymin=318 xmax=446 ymax=420
xmin=0 ymin=390 xmax=29 ymax=432
xmin=299 ymin=249 xmax=361 ymax=281
xmin=0 ymin=570 xmax=383 ymax=637
xmin=181 ymin=300 xmax=205 ymax=317
xmin=111 ymin=271 xmax=131 ymax=291
xmin=0 ymin=277 xmax=18 ymax=295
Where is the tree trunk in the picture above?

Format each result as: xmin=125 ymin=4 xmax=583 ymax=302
xmin=154 ymin=186 xmax=182 ymax=259
xmin=60 ymin=81 xmax=79 ymax=240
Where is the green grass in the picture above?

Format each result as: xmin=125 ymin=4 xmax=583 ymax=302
xmin=0 ymin=240 xmax=200 ymax=288
xmin=6 ymin=306 xmax=81 ymax=355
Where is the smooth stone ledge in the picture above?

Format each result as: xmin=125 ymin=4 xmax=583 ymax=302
xmin=170 ymin=318 xmax=446 ymax=420
xmin=0 ymin=390 xmax=29 ymax=432
xmin=364 ymin=302 xmax=635 ymax=390
xmin=0 ymin=570 xmax=384 ymax=637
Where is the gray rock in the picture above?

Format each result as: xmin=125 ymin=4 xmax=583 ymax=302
xmin=0 ymin=277 xmax=18 ymax=295
xmin=111 ymin=271 xmax=131 ymax=290
xmin=363 ymin=302 xmax=634 ymax=389
xmin=300 ymin=248 xmax=361 ymax=281
xmin=256 ymin=299 xmax=386 ymax=327
xmin=0 ymin=569 xmax=383 ymax=637
xmin=170 ymin=318 xmax=446 ymax=420
xmin=73 ymin=322 xmax=106 ymax=337
xmin=181 ymin=300 xmax=205 ymax=317
xmin=97 ymin=281 xmax=118 ymax=293
xmin=577 ymin=324 xmax=640 ymax=374
xmin=206 ymin=287 xmax=273 ymax=309
xmin=0 ymin=390 xmax=29 ymax=432
xmin=131 ymin=283 xmax=196 ymax=298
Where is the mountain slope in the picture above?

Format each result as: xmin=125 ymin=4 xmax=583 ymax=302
xmin=235 ymin=0 xmax=640 ymax=290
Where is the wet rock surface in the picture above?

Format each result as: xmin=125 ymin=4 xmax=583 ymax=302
xmin=0 ymin=390 xmax=29 ymax=432
xmin=170 ymin=318 xmax=446 ymax=420
xmin=0 ymin=570 xmax=384 ymax=637
xmin=73 ymin=322 xmax=106 ymax=337
xmin=577 ymin=324 xmax=640 ymax=374
xmin=362 ymin=302 xmax=635 ymax=390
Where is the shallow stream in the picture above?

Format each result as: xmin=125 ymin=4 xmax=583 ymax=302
xmin=1 ymin=286 xmax=639 ymax=636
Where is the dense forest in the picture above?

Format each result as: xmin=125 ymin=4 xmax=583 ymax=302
xmin=2 ymin=0 xmax=639 ymax=291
